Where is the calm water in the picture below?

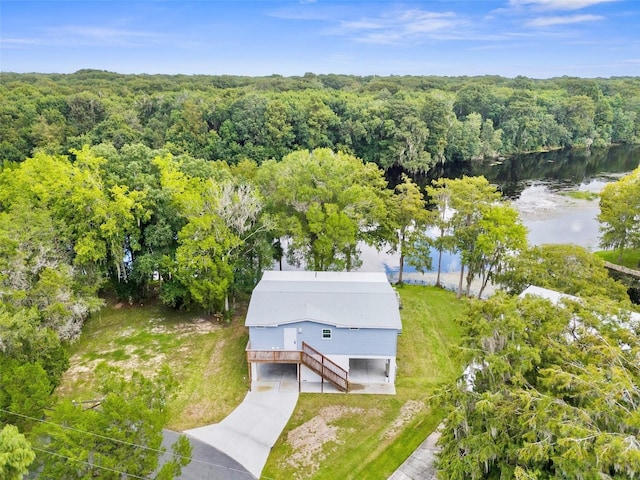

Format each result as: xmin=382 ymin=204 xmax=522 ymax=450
xmin=438 ymin=144 xmax=640 ymax=251
xmin=284 ymin=145 xmax=640 ymax=274
xmin=383 ymin=145 xmax=640 ymax=274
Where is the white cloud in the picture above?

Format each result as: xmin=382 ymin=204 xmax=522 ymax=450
xmin=56 ymin=26 xmax=159 ymax=41
xmin=337 ymin=9 xmax=469 ymax=44
xmin=526 ymin=13 xmax=604 ymax=26
xmin=509 ymin=0 xmax=619 ymax=11
xmin=2 ymin=24 xmax=194 ymax=50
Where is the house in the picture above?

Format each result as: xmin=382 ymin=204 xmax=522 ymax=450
xmin=245 ymin=270 xmax=402 ymax=393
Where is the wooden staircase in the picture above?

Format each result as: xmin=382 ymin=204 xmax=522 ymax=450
xmin=301 ymin=342 xmax=349 ymax=392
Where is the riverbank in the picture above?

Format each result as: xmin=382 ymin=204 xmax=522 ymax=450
xmin=390 ymin=270 xmax=498 ymax=299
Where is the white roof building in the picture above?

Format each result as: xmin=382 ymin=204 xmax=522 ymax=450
xmin=245 ymin=270 xmax=402 ymax=330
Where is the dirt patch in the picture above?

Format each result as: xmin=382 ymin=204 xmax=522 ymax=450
xmin=284 ymin=406 xmax=382 ymax=477
xmin=113 ymin=346 xmax=167 ymax=374
xmin=147 ymin=317 xmax=221 ymax=336
xmin=286 ymin=415 xmax=341 ymax=476
xmin=382 ymin=400 xmax=426 ymax=439
xmin=59 ymin=346 xmax=168 ymax=397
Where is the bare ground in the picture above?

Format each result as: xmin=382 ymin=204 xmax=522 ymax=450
xmin=284 ymin=406 xmax=383 ymax=477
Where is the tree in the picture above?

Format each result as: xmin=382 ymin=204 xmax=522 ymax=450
xmin=0 ymin=307 xmax=69 ymax=388
xmin=437 ymin=292 xmax=640 ymax=479
xmin=0 ymin=425 xmax=35 ymax=480
xmin=258 ymin=148 xmax=392 ymax=271
xmin=495 ymin=244 xmax=631 ymax=305
xmin=0 ymin=359 xmax=53 ymax=433
xmin=156 ymin=154 xmax=271 ymax=313
xmin=443 ymin=176 xmax=501 ymax=297
xmin=473 ymin=203 xmax=527 ymax=298
xmin=391 ymin=174 xmax=430 ymax=284
xmin=423 ymin=180 xmax=455 ymax=288
xmin=598 ymin=167 xmax=640 ymax=262
xmin=33 ymin=364 xmax=191 ymax=480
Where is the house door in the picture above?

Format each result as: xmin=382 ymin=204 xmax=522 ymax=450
xmin=284 ymin=328 xmax=297 ymax=350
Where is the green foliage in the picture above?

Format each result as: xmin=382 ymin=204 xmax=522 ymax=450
xmin=3 ymin=73 xmax=639 ymax=172
xmin=437 ymin=292 xmax=640 ymax=479
xmin=598 ymin=167 xmax=640 ymax=261
xmin=0 ymin=307 xmax=68 ymax=386
xmin=0 ymin=424 xmax=35 ymax=480
xmin=391 ymin=174 xmax=431 ymax=284
xmin=0 ymin=358 xmax=53 ymax=432
xmin=496 ymin=244 xmax=631 ymax=305
xmin=155 ymin=154 xmax=271 ymax=312
xmin=595 ymin=248 xmax=640 ymax=270
xmin=430 ymin=176 xmax=526 ymax=298
xmin=560 ymin=190 xmax=600 ymax=201
xmin=258 ymin=148 xmax=392 ymax=271
xmin=33 ymin=364 xmax=191 ymax=479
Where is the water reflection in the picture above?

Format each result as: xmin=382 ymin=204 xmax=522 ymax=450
xmin=427 ymin=144 xmax=640 ymax=198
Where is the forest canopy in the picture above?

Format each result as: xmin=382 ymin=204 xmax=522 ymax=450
xmin=1 ymin=72 xmax=639 ymax=170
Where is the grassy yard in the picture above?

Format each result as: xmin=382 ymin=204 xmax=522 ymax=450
xmin=56 ymin=297 xmax=250 ymax=431
xmin=595 ymin=248 xmax=640 ymax=270
xmin=262 ymin=285 xmax=466 ymax=480
xmin=57 ymin=285 xmax=466 ymax=479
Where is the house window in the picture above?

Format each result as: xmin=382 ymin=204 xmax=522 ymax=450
xmin=322 ymin=328 xmax=332 ymax=339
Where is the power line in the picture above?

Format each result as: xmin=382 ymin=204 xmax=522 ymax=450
xmin=1 ymin=408 xmax=270 ymax=479
xmin=31 ymin=446 xmax=151 ymax=480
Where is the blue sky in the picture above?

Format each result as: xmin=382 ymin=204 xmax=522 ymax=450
xmin=1 ymin=0 xmax=638 ymax=78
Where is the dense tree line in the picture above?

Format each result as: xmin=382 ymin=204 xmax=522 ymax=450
xmin=437 ymin=246 xmax=639 ymax=478
xmin=1 ymin=72 xmax=639 ymax=171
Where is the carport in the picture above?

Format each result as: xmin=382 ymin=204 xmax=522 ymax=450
xmin=252 ymin=358 xmax=395 ymax=394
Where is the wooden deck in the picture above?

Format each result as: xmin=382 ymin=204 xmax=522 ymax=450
xmin=246 ymin=341 xmax=349 ymax=392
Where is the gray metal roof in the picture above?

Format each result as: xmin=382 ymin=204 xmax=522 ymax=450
xmin=245 ymin=271 xmax=402 ymax=329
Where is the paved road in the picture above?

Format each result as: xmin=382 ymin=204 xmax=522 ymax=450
xmin=185 ymin=387 xmax=299 ymax=479
xmin=161 ymin=430 xmax=254 ymax=480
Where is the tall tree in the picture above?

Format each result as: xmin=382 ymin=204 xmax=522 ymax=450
xmin=156 ymin=154 xmax=270 ymax=313
xmin=444 ymin=176 xmax=501 ymax=297
xmin=391 ymin=174 xmax=430 ymax=284
xmin=437 ymin=292 xmax=640 ymax=479
xmin=473 ymin=203 xmax=527 ymax=298
xmin=258 ymin=148 xmax=392 ymax=271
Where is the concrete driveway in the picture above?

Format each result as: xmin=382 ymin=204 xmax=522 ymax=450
xmin=185 ymin=386 xmax=299 ymax=479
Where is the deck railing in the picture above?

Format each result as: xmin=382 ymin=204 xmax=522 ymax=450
xmin=301 ymin=342 xmax=349 ymax=392
xmin=245 ymin=341 xmax=349 ymax=392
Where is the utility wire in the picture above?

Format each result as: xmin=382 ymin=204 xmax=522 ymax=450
xmin=1 ymin=408 xmax=272 ymax=479
xmin=31 ymin=446 xmax=152 ymax=480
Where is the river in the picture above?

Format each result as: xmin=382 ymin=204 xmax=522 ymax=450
xmin=283 ymin=145 xmax=640 ymax=283
xmin=434 ymin=144 xmax=640 ymax=251
xmin=378 ymin=145 xmax=640 ymax=280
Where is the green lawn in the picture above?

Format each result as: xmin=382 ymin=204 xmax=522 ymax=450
xmin=57 ymin=285 xmax=466 ymax=479
xmin=262 ymin=285 xmax=466 ymax=480
xmin=595 ymin=248 xmax=640 ymax=270
xmin=57 ymin=297 xmax=249 ymax=431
